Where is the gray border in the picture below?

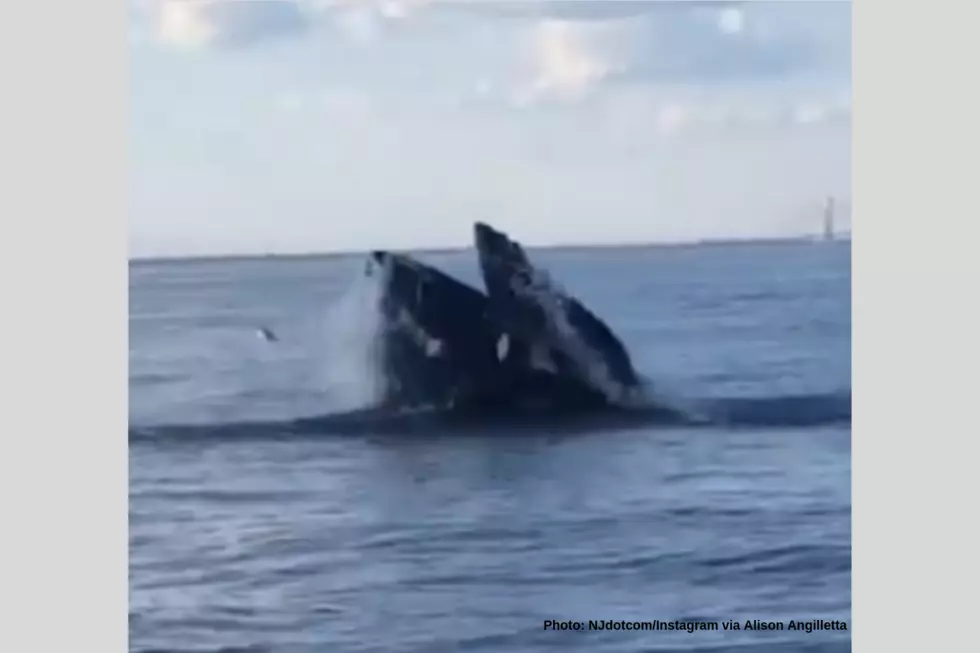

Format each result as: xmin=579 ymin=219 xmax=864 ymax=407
xmin=851 ymin=0 xmax=976 ymax=649
xmin=0 ymin=0 xmax=127 ymax=651
xmin=18 ymin=0 xmax=972 ymax=650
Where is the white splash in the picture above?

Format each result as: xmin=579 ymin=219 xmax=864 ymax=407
xmin=314 ymin=268 xmax=386 ymax=410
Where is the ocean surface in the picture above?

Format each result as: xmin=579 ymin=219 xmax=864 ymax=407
xmin=129 ymin=240 xmax=852 ymax=653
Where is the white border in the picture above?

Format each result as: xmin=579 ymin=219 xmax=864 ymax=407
xmin=4 ymin=0 xmax=977 ymax=651
xmin=0 ymin=0 xmax=127 ymax=651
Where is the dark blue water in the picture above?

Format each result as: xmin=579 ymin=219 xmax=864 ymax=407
xmin=129 ymin=241 xmax=851 ymax=653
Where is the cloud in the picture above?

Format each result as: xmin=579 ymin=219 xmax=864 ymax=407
xmin=650 ymin=87 xmax=851 ymax=136
xmin=499 ymin=1 xmax=849 ymax=108
xmin=141 ymin=0 xmax=437 ymax=51
xmin=137 ymin=0 xmax=850 ymax=134
xmin=140 ymin=0 xmax=849 ymax=83
xmin=426 ymin=0 xmax=742 ymax=23
xmin=587 ymin=7 xmax=821 ymax=84
xmin=521 ymin=19 xmax=626 ymax=102
xmin=332 ymin=6 xmax=383 ymax=44
xmin=273 ymin=87 xmax=374 ymax=122
xmin=716 ymin=6 xmax=745 ymax=36
xmin=656 ymin=103 xmax=689 ymax=135
xmin=151 ymin=0 xmax=311 ymax=51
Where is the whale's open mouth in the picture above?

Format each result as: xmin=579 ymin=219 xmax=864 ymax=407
xmin=363 ymin=222 xmax=656 ymax=418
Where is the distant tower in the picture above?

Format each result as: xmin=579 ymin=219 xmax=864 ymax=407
xmin=822 ymin=196 xmax=836 ymax=242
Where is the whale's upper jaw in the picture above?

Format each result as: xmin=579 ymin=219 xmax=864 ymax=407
xmin=473 ymin=222 xmax=501 ymax=249
xmin=474 ymin=222 xmax=513 ymax=258
xmin=474 ymin=222 xmax=531 ymax=277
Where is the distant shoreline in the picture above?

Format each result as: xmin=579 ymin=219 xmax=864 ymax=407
xmin=129 ymin=233 xmax=850 ymax=265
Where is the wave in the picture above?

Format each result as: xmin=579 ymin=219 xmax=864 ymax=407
xmin=128 ymin=390 xmax=850 ymax=445
xmin=700 ymin=391 xmax=851 ymax=428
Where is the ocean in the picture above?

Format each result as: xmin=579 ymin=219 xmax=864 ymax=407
xmin=128 ymin=240 xmax=851 ymax=653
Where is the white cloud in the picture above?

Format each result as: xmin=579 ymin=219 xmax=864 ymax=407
xmin=143 ymin=0 xmax=437 ymax=51
xmin=273 ymin=90 xmax=306 ymax=113
xmin=592 ymin=83 xmax=851 ymax=138
xmin=529 ymin=20 xmax=612 ymax=98
xmin=334 ymin=7 xmax=382 ymax=44
xmin=156 ymin=0 xmax=220 ymax=50
xmin=717 ymin=7 xmax=745 ymax=36
xmin=317 ymin=88 xmax=374 ymax=118
xmin=515 ymin=18 xmax=640 ymax=104
xmin=493 ymin=1 xmax=848 ymax=109
xmin=140 ymin=0 xmax=849 ymax=102
xmin=792 ymin=102 xmax=828 ymax=126
xmin=657 ymin=103 xmax=689 ymax=135
xmin=378 ymin=0 xmax=416 ymax=20
xmin=151 ymin=0 xmax=310 ymax=50
xmin=474 ymin=78 xmax=493 ymax=98
xmin=311 ymin=0 xmax=425 ymax=15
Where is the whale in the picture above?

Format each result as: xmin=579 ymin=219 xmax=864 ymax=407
xmin=473 ymin=221 xmax=644 ymax=405
xmin=365 ymin=248 xmax=613 ymax=414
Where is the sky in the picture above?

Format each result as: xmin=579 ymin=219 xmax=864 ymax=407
xmin=128 ymin=0 xmax=852 ymax=258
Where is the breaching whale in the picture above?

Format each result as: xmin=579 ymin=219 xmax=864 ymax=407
xmin=366 ymin=247 xmax=613 ymax=414
xmin=362 ymin=222 xmax=649 ymax=416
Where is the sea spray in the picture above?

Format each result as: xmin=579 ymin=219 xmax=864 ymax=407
xmin=313 ymin=267 xmax=386 ymax=410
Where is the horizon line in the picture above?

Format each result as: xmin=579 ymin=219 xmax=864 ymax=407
xmin=129 ymin=232 xmax=851 ymax=265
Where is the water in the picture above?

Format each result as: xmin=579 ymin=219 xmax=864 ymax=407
xmin=129 ymin=240 xmax=851 ymax=653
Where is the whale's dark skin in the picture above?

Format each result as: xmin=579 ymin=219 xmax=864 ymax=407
xmin=472 ymin=222 xmax=643 ymax=401
xmin=365 ymin=249 xmax=611 ymax=413
xmin=365 ymin=250 xmax=500 ymax=409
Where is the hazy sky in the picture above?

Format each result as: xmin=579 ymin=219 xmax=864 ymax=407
xmin=129 ymin=0 xmax=851 ymax=258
